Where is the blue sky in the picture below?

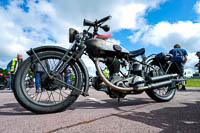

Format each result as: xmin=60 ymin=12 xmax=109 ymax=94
xmin=146 ymin=0 xmax=198 ymax=24
xmin=112 ymin=0 xmax=200 ymax=56
xmin=0 ymin=0 xmax=200 ymax=73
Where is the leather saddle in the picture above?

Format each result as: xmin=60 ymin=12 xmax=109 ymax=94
xmin=129 ymin=48 xmax=145 ymax=58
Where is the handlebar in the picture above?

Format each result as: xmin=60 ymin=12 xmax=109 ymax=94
xmin=83 ymin=15 xmax=112 ymax=27
xmin=83 ymin=19 xmax=95 ymax=27
xmin=97 ymin=15 xmax=112 ymax=24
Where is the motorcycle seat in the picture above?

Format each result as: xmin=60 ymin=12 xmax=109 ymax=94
xmin=94 ymin=34 xmax=112 ymax=39
xmin=129 ymin=48 xmax=145 ymax=58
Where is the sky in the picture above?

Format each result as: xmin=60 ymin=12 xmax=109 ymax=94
xmin=0 ymin=0 xmax=200 ymax=74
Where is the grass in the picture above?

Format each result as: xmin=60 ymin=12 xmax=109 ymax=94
xmin=186 ymin=78 xmax=200 ymax=87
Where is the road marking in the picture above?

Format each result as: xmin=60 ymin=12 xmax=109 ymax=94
xmin=183 ymin=121 xmax=198 ymax=124
xmin=125 ymin=97 xmax=137 ymax=101
xmin=87 ymin=97 xmax=107 ymax=104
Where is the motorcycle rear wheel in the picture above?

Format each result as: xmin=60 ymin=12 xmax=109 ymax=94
xmin=145 ymin=59 xmax=176 ymax=102
xmin=13 ymin=51 xmax=82 ymax=114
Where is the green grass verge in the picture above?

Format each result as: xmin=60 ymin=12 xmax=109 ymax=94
xmin=186 ymin=78 xmax=200 ymax=87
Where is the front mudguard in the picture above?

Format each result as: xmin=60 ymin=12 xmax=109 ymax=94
xmin=26 ymin=46 xmax=90 ymax=96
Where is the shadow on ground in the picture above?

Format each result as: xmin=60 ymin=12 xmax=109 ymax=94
xmin=70 ymin=97 xmax=154 ymax=111
xmin=114 ymin=101 xmax=200 ymax=133
xmin=0 ymin=103 xmax=34 ymax=115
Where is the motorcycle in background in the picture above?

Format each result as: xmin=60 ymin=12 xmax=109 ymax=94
xmin=0 ymin=73 xmax=8 ymax=90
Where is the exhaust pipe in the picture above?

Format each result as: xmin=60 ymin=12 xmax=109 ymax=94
xmin=95 ymin=59 xmax=134 ymax=92
xmin=148 ymin=74 xmax=178 ymax=83
xmin=95 ymin=59 xmax=175 ymax=92
xmin=148 ymin=80 xmax=172 ymax=89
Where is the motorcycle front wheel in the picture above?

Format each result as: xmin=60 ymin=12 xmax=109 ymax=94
xmin=13 ymin=51 xmax=82 ymax=114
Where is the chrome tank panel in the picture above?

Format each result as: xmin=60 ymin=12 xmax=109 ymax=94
xmin=85 ymin=38 xmax=129 ymax=55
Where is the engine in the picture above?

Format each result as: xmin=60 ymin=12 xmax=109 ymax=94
xmin=104 ymin=57 xmax=145 ymax=88
xmin=115 ymin=76 xmax=145 ymax=88
xmin=92 ymin=57 xmax=146 ymax=98
xmin=105 ymin=57 xmax=120 ymax=76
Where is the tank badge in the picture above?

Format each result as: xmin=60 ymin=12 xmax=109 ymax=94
xmin=113 ymin=45 xmax=122 ymax=52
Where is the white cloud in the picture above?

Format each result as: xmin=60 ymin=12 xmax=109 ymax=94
xmin=130 ymin=1 xmax=200 ymax=54
xmin=194 ymin=1 xmax=200 ymax=14
xmin=131 ymin=21 xmax=200 ymax=52
xmin=81 ymin=55 xmax=96 ymax=76
xmin=111 ymin=2 xmax=146 ymax=29
xmin=3 ymin=0 xmax=198 ymax=75
xmin=129 ymin=21 xmax=200 ymax=70
xmin=0 ymin=0 xmax=165 ymax=69
xmin=50 ymin=0 xmax=165 ymax=31
xmin=108 ymin=39 xmax=121 ymax=45
xmin=185 ymin=52 xmax=199 ymax=70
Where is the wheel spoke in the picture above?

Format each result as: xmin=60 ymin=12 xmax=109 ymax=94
xmin=147 ymin=64 xmax=173 ymax=97
xmin=21 ymin=55 xmax=80 ymax=108
xmin=46 ymin=90 xmax=52 ymax=103
xmin=37 ymin=90 xmax=44 ymax=103
xmin=50 ymin=90 xmax=56 ymax=103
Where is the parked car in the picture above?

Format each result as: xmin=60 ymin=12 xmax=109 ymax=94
xmin=184 ymin=70 xmax=194 ymax=79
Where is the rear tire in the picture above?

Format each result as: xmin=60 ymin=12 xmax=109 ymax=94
xmin=145 ymin=58 xmax=176 ymax=102
xmin=13 ymin=51 xmax=82 ymax=114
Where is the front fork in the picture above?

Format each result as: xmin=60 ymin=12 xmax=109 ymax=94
xmin=31 ymin=43 xmax=87 ymax=95
xmin=53 ymin=44 xmax=86 ymax=75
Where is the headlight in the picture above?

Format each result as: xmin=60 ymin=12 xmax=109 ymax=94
xmin=69 ymin=28 xmax=78 ymax=43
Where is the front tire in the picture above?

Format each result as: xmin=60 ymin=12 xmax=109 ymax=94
xmin=13 ymin=51 xmax=82 ymax=114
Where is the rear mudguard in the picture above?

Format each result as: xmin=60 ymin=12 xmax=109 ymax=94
xmin=27 ymin=46 xmax=90 ymax=96
xmin=143 ymin=54 xmax=157 ymax=75
xmin=145 ymin=54 xmax=168 ymax=72
xmin=144 ymin=54 xmax=156 ymax=65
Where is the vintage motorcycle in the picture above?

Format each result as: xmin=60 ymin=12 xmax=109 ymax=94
xmin=13 ymin=16 xmax=179 ymax=114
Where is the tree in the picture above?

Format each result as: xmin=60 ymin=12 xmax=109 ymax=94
xmin=0 ymin=68 xmax=8 ymax=75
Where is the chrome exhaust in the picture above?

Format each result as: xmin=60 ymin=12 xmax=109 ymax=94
xmin=148 ymin=80 xmax=172 ymax=89
xmin=95 ymin=59 xmax=175 ymax=92
xmin=148 ymin=74 xmax=178 ymax=82
xmin=95 ymin=59 xmax=147 ymax=92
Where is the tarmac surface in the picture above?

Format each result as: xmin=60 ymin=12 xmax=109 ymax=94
xmin=0 ymin=87 xmax=200 ymax=133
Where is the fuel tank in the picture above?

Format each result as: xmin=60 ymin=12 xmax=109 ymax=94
xmin=85 ymin=38 xmax=129 ymax=57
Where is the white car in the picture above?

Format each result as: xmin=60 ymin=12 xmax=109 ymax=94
xmin=184 ymin=70 xmax=193 ymax=78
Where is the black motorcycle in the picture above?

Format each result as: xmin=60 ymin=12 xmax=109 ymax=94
xmin=13 ymin=16 xmax=179 ymax=114
xmin=0 ymin=75 xmax=8 ymax=90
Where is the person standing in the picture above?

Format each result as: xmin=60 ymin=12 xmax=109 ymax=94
xmin=65 ymin=66 xmax=72 ymax=84
xmin=195 ymin=51 xmax=200 ymax=74
xmin=169 ymin=44 xmax=188 ymax=90
xmin=7 ymin=53 xmax=23 ymax=90
xmin=34 ymin=60 xmax=49 ymax=93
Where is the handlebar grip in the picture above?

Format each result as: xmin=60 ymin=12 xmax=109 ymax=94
xmin=97 ymin=15 xmax=112 ymax=24
xmin=83 ymin=19 xmax=96 ymax=26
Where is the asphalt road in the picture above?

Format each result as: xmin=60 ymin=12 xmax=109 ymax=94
xmin=0 ymin=87 xmax=200 ymax=133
